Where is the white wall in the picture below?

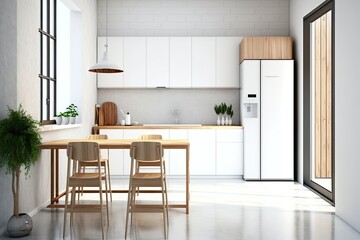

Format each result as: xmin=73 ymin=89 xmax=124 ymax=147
xmin=97 ymin=0 xmax=290 ymax=37
xmin=0 ymin=0 xmax=97 ymax=232
xmin=289 ymin=0 xmax=324 ymax=183
xmin=334 ymin=0 xmax=360 ymax=233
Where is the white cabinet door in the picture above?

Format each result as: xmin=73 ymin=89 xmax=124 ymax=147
xmin=169 ymin=129 xmax=188 ymax=175
xmin=97 ymin=37 xmax=124 ymax=88
xmin=124 ymin=37 xmax=146 ymax=87
xmin=191 ymin=37 xmax=216 ymax=88
xmin=147 ymin=37 xmax=169 ymax=88
xmin=216 ymin=129 xmax=243 ymax=175
xmin=188 ymin=129 xmax=216 ymax=175
xmin=123 ymin=129 xmax=170 ymax=175
xmin=99 ymin=129 xmax=124 ymax=175
xmin=216 ymin=37 xmax=242 ymax=88
xmin=169 ymin=37 xmax=192 ymax=88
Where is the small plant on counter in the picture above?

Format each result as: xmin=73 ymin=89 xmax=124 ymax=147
xmin=214 ymin=104 xmax=222 ymax=125
xmin=220 ymin=102 xmax=227 ymax=125
xmin=226 ymin=104 xmax=234 ymax=125
xmin=66 ymin=104 xmax=78 ymax=117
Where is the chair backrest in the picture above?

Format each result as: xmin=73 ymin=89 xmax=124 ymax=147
xmin=130 ymin=142 xmax=163 ymax=161
xmin=67 ymin=142 xmax=100 ymax=162
xmin=85 ymin=134 xmax=108 ymax=140
xmin=138 ymin=134 xmax=162 ymax=140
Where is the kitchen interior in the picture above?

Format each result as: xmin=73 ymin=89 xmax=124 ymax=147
xmin=1 ymin=0 xmax=360 ymax=239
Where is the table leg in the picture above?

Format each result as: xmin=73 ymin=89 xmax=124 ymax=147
xmin=186 ymin=145 xmax=190 ymax=214
xmin=50 ymin=149 xmax=55 ymax=205
xmin=55 ymin=149 xmax=59 ymax=203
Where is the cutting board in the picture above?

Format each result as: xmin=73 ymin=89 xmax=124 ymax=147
xmin=100 ymin=102 xmax=118 ymax=125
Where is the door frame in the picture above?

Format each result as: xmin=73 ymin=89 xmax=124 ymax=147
xmin=303 ymin=0 xmax=335 ymax=203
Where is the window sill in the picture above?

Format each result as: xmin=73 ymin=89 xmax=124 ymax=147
xmin=39 ymin=124 xmax=81 ymax=133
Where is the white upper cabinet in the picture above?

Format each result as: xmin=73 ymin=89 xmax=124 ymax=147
xmin=123 ymin=37 xmax=146 ymax=87
xmin=191 ymin=37 xmax=216 ymax=88
xmin=216 ymin=37 xmax=242 ymax=88
xmin=147 ymin=37 xmax=170 ymax=88
xmin=169 ymin=37 xmax=192 ymax=88
xmin=97 ymin=37 xmax=124 ymax=88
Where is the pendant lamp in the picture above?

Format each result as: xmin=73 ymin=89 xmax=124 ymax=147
xmin=89 ymin=0 xmax=123 ymax=73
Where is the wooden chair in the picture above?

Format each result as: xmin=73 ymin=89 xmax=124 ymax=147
xmin=136 ymin=135 xmax=165 ymax=195
xmin=78 ymin=134 xmax=112 ymax=202
xmin=125 ymin=142 xmax=169 ymax=239
xmin=63 ymin=142 xmax=109 ymax=239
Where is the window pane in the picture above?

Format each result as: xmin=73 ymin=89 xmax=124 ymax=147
xmin=50 ymin=0 xmax=55 ymax=36
xmin=42 ymin=35 xmax=48 ymax=76
xmin=50 ymin=80 xmax=55 ymax=118
xmin=42 ymin=0 xmax=47 ymax=31
xmin=50 ymin=39 xmax=55 ymax=78
xmin=42 ymin=79 xmax=48 ymax=118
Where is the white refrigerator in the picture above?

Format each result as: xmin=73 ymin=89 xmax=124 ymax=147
xmin=240 ymin=60 xmax=294 ymax=180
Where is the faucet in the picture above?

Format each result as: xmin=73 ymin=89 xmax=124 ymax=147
xmin=172 ymin=109 xmax=180 ymax=124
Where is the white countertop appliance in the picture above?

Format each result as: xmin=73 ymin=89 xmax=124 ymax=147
xmin=240 ymin=60 xmax=294 ymax=180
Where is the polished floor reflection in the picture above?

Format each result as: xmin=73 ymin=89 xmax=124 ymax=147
xmin=1 ymin=179 xmax=360 ymax=240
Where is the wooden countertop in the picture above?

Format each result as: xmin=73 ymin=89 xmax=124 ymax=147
xmin=93 ymin=125 xmax=243 ymax=132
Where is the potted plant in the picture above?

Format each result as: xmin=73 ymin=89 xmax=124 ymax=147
xmin=54 ymin=112 xmax=62 ymax=125
xmin=66 ymin=104 xmax=78 ymax=124
xmin=220 ymin=102 xmax=227 ymax=125
xmin=214 ymin=104 xmax=222 ymax=125
xmin=0 ymin=105 xmax=42 ymax=237
xmin=226 ymin=104 xmax=234 ymax=125
xmin=61 ymin=111 xmax=70 ymax=125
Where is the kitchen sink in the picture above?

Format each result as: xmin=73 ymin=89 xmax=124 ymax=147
xmin=142 ymin=123 xmax=202 ymax=126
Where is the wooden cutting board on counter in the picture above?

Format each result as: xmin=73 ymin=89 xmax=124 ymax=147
xmin=99 ymin=102 xmax=118 ymax=125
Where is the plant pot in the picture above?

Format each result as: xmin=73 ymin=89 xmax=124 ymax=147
xmin=225 ymin=115 xmax=229 ymax=125
xmin=62 ymin=117 xmax=69 ymax=125
xmin=216 ymin=116 xmax=220 ymax=125
xmin=221 ymin=115 xmax=225 ymax=125
xmin=54 ymin=116 xmax=62 ymax=125
xmin=69 ymin=116 xmax=76 ymax=124
xmin=229 ymin=118 xmax=232 ymax=125
xmin=7 ymin=213 xmax=33 ymax=237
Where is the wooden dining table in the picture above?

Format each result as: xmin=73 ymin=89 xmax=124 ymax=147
xmin=40 ymin=139 xmax=190 ymax=214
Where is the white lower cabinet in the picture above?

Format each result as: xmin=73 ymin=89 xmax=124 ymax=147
xmin=216 ymin=129 xmax=244 ymax=175
xmin=98 ymin=128 xmax=243 ymax=177
xmin=188 ymin=129 xmax=216 ymax=175
xmin=99 ymin=129 xmax=124 ymax=175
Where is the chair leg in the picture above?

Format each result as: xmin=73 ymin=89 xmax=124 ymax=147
xmin=104 ymin=173 xmax=109 ymax=225
xmin=106 ymin=160 xmax=112 ymax=202
xmin=70 ymin=187 xmax=76 ymax=226
xmin=99 ymin=181 xmax=104 ymax=240
xmin=130 ymin=186 xmax=136 ymax=226
xmin=161 ymin=182 xmax=167 ymax=239
xmin=63 ymin=186 xmax=69 ymax=238
xmin=125 ymin=185 xmax=132 ymax=239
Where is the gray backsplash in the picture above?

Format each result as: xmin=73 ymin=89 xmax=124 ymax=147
xmin=97 ymin=89 xmax=240 ymax=125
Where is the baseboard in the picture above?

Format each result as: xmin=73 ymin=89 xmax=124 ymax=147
xmin=0 ymin=200 xmax=50 ymax=235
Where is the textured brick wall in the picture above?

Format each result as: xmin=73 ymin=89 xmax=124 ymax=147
xmin=98 ymin=0 xmax=290 ymax=37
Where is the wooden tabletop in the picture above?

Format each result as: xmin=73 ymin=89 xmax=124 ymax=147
xmin=40 ymin=139 xmax=190 ymax=150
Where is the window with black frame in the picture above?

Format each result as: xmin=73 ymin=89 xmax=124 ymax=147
xmin=39 ymin=0 xmax=56 ymax=124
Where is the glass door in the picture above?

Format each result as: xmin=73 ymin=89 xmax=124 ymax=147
xmin=303 ymin=0 xmax=334 ymax=203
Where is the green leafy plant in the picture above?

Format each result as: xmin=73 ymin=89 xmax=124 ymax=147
xmin=214 ymin=104 xmax=222 ymax=115
xmin=220 ymin=102 xmax=227 ymax=115
xmin=65 ymin=104 xmax=78 ymax=117
xmin=0 ymin=105 xmax=42 ymax=216
xmin=226 ymin=104 xmax=233 ymax=118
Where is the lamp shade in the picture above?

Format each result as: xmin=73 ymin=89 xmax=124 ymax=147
xmin=88 ymin=51 xmax=123 ymax=73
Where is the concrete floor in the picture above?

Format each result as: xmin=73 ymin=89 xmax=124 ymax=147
xmin=1 ymin=178 xmax=360 ymax=240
